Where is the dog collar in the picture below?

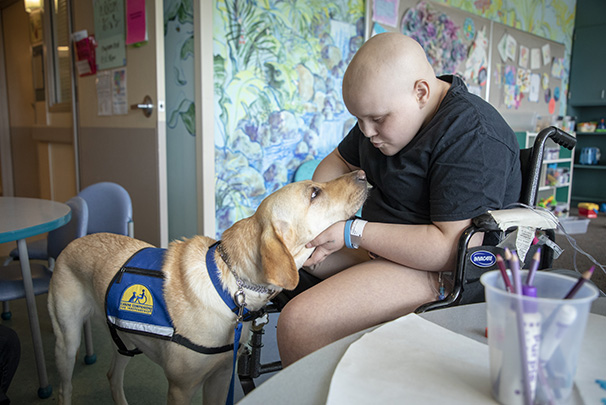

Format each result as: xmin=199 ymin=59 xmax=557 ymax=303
xmin=206 ymin=242 xmax=252 ymax=321
xmin=215 ymin=242 xmax=279 ymax=300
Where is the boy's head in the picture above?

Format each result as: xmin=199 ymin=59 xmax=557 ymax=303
xmin=343 ymin=33 xmax=445 ymax=156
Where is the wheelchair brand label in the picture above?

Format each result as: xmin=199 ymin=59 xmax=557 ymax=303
xmin=119 ymin=284 xmax=154 ymax=315
xmin=470 ymin=251 xmax=496 ymax=268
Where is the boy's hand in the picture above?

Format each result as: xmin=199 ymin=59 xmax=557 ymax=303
xmin=303 ymin=221 xmax=347 ymax=267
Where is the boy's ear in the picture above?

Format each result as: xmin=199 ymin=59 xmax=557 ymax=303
xmin=414 ymin=79 xmax=430 ymax=107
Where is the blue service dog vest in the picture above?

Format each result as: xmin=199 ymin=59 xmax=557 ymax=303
xmin=105 ymin=247 xmax=236 ymax=356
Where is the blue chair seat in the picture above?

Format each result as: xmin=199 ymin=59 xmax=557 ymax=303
xmin=7 ymin=238 xmax=48 ymax=263
xmin=0 ymin=264 xmax=52 ymax=301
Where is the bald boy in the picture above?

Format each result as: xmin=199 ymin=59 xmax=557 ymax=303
xmin=277 ymin=33 xmax=521 ymax=366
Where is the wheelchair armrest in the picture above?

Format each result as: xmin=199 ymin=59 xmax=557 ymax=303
xmin=415 ymin=224 xmax=484 ymax=313
xmin=473 ymin=207 xmax=558 ymax=232
xmin=416 ymin=207 xmax=558 ymax=314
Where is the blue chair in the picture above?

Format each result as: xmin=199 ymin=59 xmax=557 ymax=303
xmin=75 ymin=182 xmax=134 ymax=364
xmin=3 ymin=238 xmax=48 ymax=266
xmin=0 ymin=195 xmax=88 ymax=318
xmin=4 ymin=183 xmax=133 ymax=270
xmin=0 ymin=196 xmax=88 ymax=320
xmin=294 ymin=159 xmax=321 ymax=182
xmin=78 ymin=182 xmax=134 ymax=238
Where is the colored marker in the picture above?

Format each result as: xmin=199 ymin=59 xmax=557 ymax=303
xmin=510 ymin=250 xmax=533 ymax=404
xmin=540 ymin=304 xmax=577 ymax=363
xmin=525 ymin=248 xmax=541 ymax=286
xmin=563 ymin=267 xmax=594 ymax=299
xmin=496 ymin=253 xmax=513 ymax=292
xmin=521 ymin=285 xmax=541 ymax=400
xmin=509 ymin=250 xmax=522 ymax=295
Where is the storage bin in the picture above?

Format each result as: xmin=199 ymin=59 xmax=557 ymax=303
xmin=556 ymin=216 xmax=590 ymax=234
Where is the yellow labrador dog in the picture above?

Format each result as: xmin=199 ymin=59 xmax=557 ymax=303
xmin=48 ymin=170 xmax=367 ymax=405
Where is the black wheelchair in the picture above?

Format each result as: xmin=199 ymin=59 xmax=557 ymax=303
xmin=238 ymin=126 xmax=579 ymax=394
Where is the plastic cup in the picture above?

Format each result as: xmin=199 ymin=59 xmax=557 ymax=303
xmin=480 ymin=270 xmax=598 ymax=405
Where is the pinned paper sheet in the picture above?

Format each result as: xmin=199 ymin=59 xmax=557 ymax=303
xmin=326 ymin=314 xmax=493 ymax=404
xmin=112 ymin=68 xmax=128 ymax=115
xmin=126 ymin=0 xmax=147 ymax=45
xmin=529 ymin=73 xmax=540 ymax=102
xmin=542 ymin=43 xmax=551 ymax=66
xmin=372 ymin=0 xmax=399 ymax=27
xmin=519 ymin=45 xmax=529 ymax=69
xmin=531 ymin=48 xmax=541 ymax=70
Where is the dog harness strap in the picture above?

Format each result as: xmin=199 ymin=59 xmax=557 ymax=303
xmin=206 ymin=242 xmax=252 ymax=320
xmin=171 ymin=333 xmax=235 ymax=354
xmin=207 ymin=242 xmax=249 ymax=405
xmin=107 ymin=321 xmax=143 ymax=357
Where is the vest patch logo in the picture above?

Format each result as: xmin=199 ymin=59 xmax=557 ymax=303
xmin=119 ymin=284 xmax=154 ymax=315
xmin=470 ymin=250 xmax=496 ymax=268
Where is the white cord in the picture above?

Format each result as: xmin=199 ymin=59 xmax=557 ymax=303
xmin=504 ymin=202 xmax=606 ymax=277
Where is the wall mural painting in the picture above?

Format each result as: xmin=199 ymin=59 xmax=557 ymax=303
xmin=213 ymin=0 xmax=365 ymax=237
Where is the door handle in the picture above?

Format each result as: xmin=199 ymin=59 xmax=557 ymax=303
xmin=131 ymin=95 xmax=154 ymax=117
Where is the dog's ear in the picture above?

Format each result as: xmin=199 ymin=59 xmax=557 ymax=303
xmin=260 ymin=222 xmax=299 ymax=290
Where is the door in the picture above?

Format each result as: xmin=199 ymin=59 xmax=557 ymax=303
xmin=74 ymin=0 xmax=167 ymax=247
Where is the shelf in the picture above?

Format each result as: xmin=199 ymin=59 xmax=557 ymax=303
xmin=539 ymin=183 xmax=571 ymax=191
xmin=544 ymin=158 xmax=573 ymax=164
xmin=576 ymin=132 xmax=606 ymax=136
xmin=573 ymin=164 xmax=606 ymax=170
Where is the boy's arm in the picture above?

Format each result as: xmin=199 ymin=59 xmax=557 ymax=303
xmin=359 ymin=219 xmax=476 ymax=271
xmin=306 ymin=149 xmax=482 ymax=272
xmin=305 ymin=218 xmax=482 ymax=273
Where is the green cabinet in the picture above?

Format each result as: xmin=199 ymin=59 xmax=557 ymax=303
xmin=571 ymin=132 xmax=606 ymax=205
xmin=568 ymin=25 xmax=606 ymax=106
xmin=565 ymin=0 xmax=606 ymax=207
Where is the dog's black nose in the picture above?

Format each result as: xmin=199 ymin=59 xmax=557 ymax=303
xmin=356 ymin=170 xmax=366 ymax=182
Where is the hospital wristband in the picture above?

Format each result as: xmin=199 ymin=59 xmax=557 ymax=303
xmin=344 ymin=219 xmax=368 ymax=249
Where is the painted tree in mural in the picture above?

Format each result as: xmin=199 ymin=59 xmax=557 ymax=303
xmin=213 ymin=0 xmax=364 ymax=236
xmin=165 ymin=0 xmax=195 ymax=136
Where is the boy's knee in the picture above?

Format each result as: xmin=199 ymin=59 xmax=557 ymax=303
xmin=276 ymin=297 xmax=304 ymax=336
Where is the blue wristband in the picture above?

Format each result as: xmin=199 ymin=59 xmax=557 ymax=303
xmin=344 ymin=219 xmax=354 ymax=249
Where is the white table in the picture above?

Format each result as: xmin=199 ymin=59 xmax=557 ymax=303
xmin=0 ymin=197 xmax=71 ymax=398
xmin=237 ymin=298 xmax=606 ymax=404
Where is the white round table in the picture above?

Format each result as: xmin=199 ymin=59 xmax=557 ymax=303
xmin=0 ymin=197 xmax=71 ymax=398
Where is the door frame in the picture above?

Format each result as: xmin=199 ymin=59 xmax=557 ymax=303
xmin=0 ymin=2 xmax=15 ymax=196
xmin=194 ymin=0 xmax=215 ymax=237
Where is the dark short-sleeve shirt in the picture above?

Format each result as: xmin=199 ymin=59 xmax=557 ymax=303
xmin=338 ymin=75 xmax=521 ymax=224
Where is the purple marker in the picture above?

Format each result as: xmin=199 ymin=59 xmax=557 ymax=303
xmin=522 ymin=285 xmax=541 ymax=400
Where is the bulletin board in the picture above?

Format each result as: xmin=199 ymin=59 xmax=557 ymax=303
xmin=369 ymin=0 xmax=493 ymax=100
xmin=366 ymin=0 xmax=566 ymax=129
xmin=488 ymin=23 xmax=566 ymax=120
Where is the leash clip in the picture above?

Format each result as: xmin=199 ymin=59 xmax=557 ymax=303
xmin=234 ymin=289 xmax=246 ymax=321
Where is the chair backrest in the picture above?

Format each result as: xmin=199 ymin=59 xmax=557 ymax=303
xmin=519 ymin=127 xmax=577 ymax=206
xmin=47 ymin=196 xmax=89 ymax=259
xmin=78 ymin=182 xmax=134 ymax=237
xmin=294 ymin=160 xmax=321 ymax=182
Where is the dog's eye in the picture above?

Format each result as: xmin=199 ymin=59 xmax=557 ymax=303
xmin=310 ymin=187 xmax=321 ymax=201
